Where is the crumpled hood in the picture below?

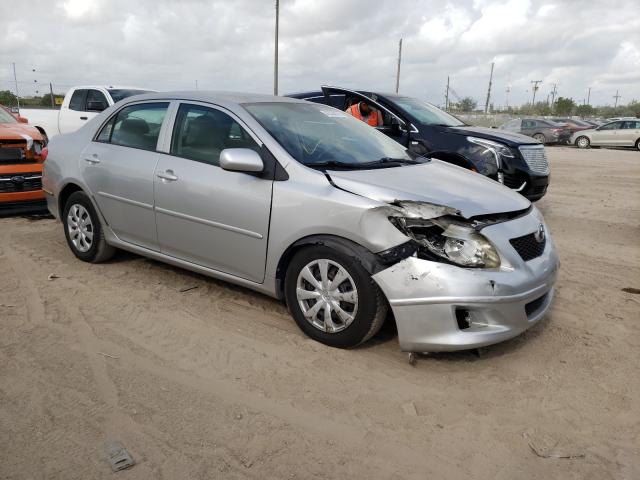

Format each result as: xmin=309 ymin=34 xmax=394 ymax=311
xmin=328 ymin=160 xmax=531 ymax=218
xmin=447 ymin=125 xmax=537 ymax=146
xmin=0 ymin=123 xmax=43 ymax=141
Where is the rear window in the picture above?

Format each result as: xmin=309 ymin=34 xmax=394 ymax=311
xmin=69 ymin=89 xmax=87 ymax=111
xmin=107 ymin=89 xmax=152 ymax=103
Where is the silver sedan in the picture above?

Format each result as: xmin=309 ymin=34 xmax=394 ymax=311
xmin=43 ymin=92 xmax=559 ymax=352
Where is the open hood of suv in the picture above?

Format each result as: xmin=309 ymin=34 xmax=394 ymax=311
xmin=327 ymin=160 xmax=531 ymax=219
xmin=446 ymin=125 xmax=537 ymax=147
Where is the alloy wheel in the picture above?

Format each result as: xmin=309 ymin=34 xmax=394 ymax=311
xmin=296 ymin=259 xmax=358 ymax=333
xmin=577 ymin=137 xmax=589 ymax=148
xmin=66 ymin=203 xmax=94 ymax=253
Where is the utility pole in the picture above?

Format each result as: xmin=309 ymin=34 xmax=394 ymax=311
xmin=395 ymin=38 xmax=402 ymax=94
xmin=445 ymin=76 xmax=450 ymax=110
xmin=613 ymin=90 xmax=621 ymax=110
xmin=587 ymin=87 xmax=591 ymax=105
xmin=550 ymin=83 xmax=558 ymax=105
xmin=530 ymin=80 xmax=542 ymax=106
xmin=12 ymin=62 xmax=20 ymax=109
xmin=484 ymin=62 xmax=494 ymax=114
xmin=505 ymin=85 xmax=511 ymax=109
xmin=273 ymin=0 xmax=279 ymax=96
xmin=49 ymin=82 xmax=55 ymax=108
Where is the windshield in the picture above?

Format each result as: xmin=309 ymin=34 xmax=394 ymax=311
xmin=244 ymin=102 xmax=419 ymax=168
xmin=0 ymin=107 xmax=17 ymax=124
xmin=390 ymin=96 xmax=465 ymax=127
xmin=107 ymin=89 xmax=151 ymax=103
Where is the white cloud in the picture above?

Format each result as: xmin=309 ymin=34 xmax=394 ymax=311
xmin=1 ymin=0 xmax=639 ymax=107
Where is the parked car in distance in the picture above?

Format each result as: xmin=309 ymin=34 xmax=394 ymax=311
xmin=28 ymin=85 xmax=154 ymax=139
xmin=499 ymin=118 xmax=572 ymax=144
xmin=0 ymin=104 xmax=48 ymax=214
xmin=571 ymin=119 xmax=640 ymax=150
xmin=288 ymin=86 xmax=550 ymax=201
xmin=43 ymin=91 xmax=559 ymax=352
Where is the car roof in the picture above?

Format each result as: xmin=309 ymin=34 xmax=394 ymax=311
xmin=121 ymin=90 xmax=306 ymax=107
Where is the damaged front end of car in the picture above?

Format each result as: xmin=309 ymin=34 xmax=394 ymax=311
xmin=366 ymin=199 xmax=559 ymax=353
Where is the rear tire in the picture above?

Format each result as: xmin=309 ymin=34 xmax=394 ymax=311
xmin=63 ymin=191 xmax=115 ymax=263
xmin=635 ymin=138 xmax=640 ymax=151
xmin=533 ymin=133 xmax=546 ymax=143
xmin=576 ymin=136 xmax=590 ymax=149
xmin=284 ymin=246 xmax=387 ymax=348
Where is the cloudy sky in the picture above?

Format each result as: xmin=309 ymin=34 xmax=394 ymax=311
xmin=1 ymin=0 xmax=639 ymax=107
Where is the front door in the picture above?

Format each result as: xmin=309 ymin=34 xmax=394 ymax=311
xmin=321 ymin=86 xmax=412 ymax=150
xmin=81 ymin=101 xmax=170 ymax=250
xmin=591 ymin=121 xmax=623 ymax=145
xmin=154 ymin=102 xmax=273 ymax=283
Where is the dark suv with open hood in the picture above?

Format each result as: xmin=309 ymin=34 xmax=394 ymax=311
xmin=287 ymin=86 xmax=550 ymax=201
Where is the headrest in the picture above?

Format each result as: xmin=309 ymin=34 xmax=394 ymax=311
xmin=120 ymin=118 xmax=149 ymax=135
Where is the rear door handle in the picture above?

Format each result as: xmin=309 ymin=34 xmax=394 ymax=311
xmin=157 ymin=170 xmax=178 ymax=182
xmin=84 ymin=154 xmax=100 ymax=164
xmin=80 ymin=116 xmax=88 ymax=120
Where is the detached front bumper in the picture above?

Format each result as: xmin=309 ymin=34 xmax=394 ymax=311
xmin=372 ymin=211 xmax=559 ymax=352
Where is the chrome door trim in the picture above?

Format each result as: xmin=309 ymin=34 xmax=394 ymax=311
xmin=97 ymin=191 xmax=154 ymax=210
xmin=154 ymin=206 xmax=264 ymax=239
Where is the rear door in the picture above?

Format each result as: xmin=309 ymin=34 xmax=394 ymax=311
xmin=620 ymin=121 xmax=640 ymax=146
xmin=81 ymin=101 xmax=171 ymax=250
xmin=321 ymin=86 xmax=412 ymax=150
xmin=153 ymin=102 xmax=273 ymax=283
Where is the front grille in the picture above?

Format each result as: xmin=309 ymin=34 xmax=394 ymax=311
xmin=0 ymin=147 xmax=26 ymax=163
xmin=0 ymin=173 xmax=42 ymax=193
xmin=510 ymin=232 xmax=546 ymax=261
xmin=519 ymin=145 xmax=549 ymax=174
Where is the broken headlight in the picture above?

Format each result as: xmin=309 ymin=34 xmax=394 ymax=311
xmin=389 ymin=216 xmax=500 ymax=268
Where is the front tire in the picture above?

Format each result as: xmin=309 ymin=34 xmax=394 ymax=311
xmin=63 ymin=191 xmax=115 ymax=263
xmin=576 ymin=136 xmax=590 ymax=149
xmin=284 ymin=246 xmax=387 ymax=348
xmin=635 ymin=138 xmax=640 ymax=151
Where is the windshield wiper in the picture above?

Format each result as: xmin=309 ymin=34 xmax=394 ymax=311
xmin=305 ymin=160 xmax=366 ymax=169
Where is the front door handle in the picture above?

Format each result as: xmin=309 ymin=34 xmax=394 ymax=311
xmin=84 ymin=154 xmax=100 ymax=164
xmin=80 ymin=116 xmax=88 ymax=120
xmin=157 ymin=170 xmax=178 ymax=182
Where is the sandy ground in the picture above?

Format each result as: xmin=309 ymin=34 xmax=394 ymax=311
xmin=1 ymin=147 xmax=639 ymax=479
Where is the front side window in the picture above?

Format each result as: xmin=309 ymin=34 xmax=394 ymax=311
xmin=245 ymin=102 xmax=419 ymax=168
xmin=69 ymin=89 xmax=88 ymax=111
xmin=103 ymin=102 xmax=169 ymax=151
xmin=170 ymin=104 xmax=260 ymax=166
xmin=598 ymin=121 xmax=623 ymax=130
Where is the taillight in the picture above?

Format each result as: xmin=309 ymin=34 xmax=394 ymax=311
xmin=41 ymin=147 xmax=48 ymax=161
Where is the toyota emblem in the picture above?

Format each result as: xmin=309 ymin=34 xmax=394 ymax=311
xmin=534 ymin=224 xmax=545 ymax=243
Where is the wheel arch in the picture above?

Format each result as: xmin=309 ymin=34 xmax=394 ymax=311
xmin=58 ymin=182 xmax=85 ymax=217
xmin=274 ymin=234 xmax=389 ymax=299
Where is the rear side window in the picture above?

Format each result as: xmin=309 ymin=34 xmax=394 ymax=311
xmin=69 ymin=89 xmax=88 ymax=111
xmin=86 ymin=89 xmax=109 ymax=111
xmin=99 ymin=102 xmax=169 ymax=151
xmin=623 ymin=121 xmax=640 ymax=129
xmin=170 ymin=103 xmax=260 ymax=166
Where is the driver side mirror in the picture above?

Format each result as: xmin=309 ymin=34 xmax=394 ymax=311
xmin=220 ymin=148 xmax=264 ymax=173
xmin=86 ymin=101 xmax=107 ymax=112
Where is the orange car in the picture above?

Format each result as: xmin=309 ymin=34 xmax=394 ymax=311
xmin=0 ymin=105 xmax=48 ymax=215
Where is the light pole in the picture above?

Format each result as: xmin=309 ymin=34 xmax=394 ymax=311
xmin=274 ymin=0 xmax=279 ymax=96
xmin=12 ymin=62 xmax=20 ymax=109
